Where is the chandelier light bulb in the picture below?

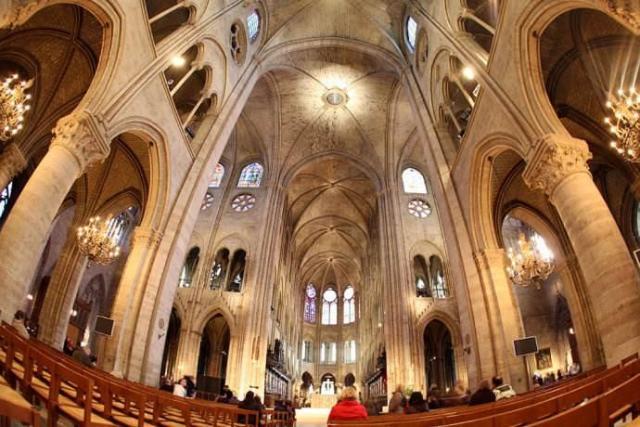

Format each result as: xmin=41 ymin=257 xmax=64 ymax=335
xmin=462 ymin=66 xmax=476 ymax=81
xmin=605 ymin=88 xmax=640 ymax=162
xmin=0 ymin=73 xmax=32 ymax=142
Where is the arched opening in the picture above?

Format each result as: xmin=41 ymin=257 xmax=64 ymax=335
xmin=320 ymin=372 xmax=337 ymax=395
xmin=179 ymin=247 xmax=200 ymax=288
xmin=146 ymin=0 xmax=193 ymax=43
xmin=209 ymin=248 xmax=230 ymax=290
xmin=226 ymin=249 xmax=246 ymax=292
xmin=461 ymin=0 xmax=500 ymax=53
xmin=413 ymin=255 xmax=432 ymax=298
xmin=161 ymin=307 xmax=181 ymax=378
xmin=501 ymin=212 xmax=581 ymax=374
xmin=424 ymin=319 xmax=456 ymax=393
xmin=429 ymin=255 xmax=449 ymax=299
xmin=197 ymin=314 xmax=230 ymax=396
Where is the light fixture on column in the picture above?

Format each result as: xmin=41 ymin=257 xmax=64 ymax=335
xmin=506 ymin=232 xmax=554 ymax=289
xmin=77 ymin=216 xmax=122 ymax=265
xmin=605 ymin=87 xmax=640 ymax=162
xmin=0 ymin=74 xmax=32 ymax=142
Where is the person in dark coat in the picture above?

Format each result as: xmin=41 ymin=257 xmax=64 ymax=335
xmin=238 ymin=391 xmax=261 ymax=424
xmin=328 ymin=387 xmax=368 ymax=422
xmin=406 ymin=391 xmax=429 ymax=414
xmin=469 ymin=380 xmax=497 ymax=406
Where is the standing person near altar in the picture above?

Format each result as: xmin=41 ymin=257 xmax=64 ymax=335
xmin=328 ymin=387 xmax=368 ymax=421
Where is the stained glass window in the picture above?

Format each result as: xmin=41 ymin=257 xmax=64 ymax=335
xmin=344 ymin=340 xmax=356 ymax=363
xmin=343 ymin=286 xmax=355 ymax=324
xmin=406 ymin=16 xmax=418 ymax=52
xmin=238 ymin=162 xmax=263 ymax=188
xmin=304 ymin=284 xmax=317 ymax=323
xmin=408 ymin=199 xmax=432 ymax=218
xmin=0 ymin=181 xmax=13 ymax=221
xmin=209 ymin=163 xmax=225 ymax=188
xmin=201 ymin=193 xmax=214 ymax=210
xmin=320 ymin=342 xmax=336 ymax=363
xmin=402 ymin=168 xmax=427 ymax=194
xmin=322 ymin=288 xmax=338 ymax=325
xmin=247 ymin=10 xmax=260 ymax=42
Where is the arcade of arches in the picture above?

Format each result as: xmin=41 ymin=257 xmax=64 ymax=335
xmin=1 ymin=0 xmax=640 ymax=407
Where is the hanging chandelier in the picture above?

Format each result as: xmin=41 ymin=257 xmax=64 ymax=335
xmin=506 ymin=232 xmax=554 ymax=289
xmin=77 ymin=216 xmax=122 ymax=265
xmin=605 ymin=88 xmax=640 ymax=162
xmin=0 ymin=74 xmax=32 ymax=142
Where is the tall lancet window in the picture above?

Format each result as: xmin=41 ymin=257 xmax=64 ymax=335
xmin=321 ymin=288 xmax=338 ymax=325
xmin=209 ymin=163 xmax=225 ymax=188
xmin=402 ymin=168 xmax=427 ymax=194
xmin=0 ymin=181 xmax=13 ymax=222
xmin=237 ymin=162 xmax=264 ymax=188
xmin=179 ymin=247 xmax=200 ymax=288
xmin=343 ymin=285 xmax=355 ymax=324
xmin=304 ymin=284 xmax=317 ymax=323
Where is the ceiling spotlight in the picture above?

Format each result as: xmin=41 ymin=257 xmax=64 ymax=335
xmin=324 ymin=88 xmax=348 ymax=107
xmin=462 ymin=66 xmax=476 ymax=81
xmin=171 ymin=55 xmax=187 ymax=67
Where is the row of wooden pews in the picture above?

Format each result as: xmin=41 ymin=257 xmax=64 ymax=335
xmin=0 ymin=323 xmax=294 ymax=427
xmin=329 ymin=355 xmax=640 ymax=427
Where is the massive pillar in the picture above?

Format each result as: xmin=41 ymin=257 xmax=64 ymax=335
xmin=0 ymin=113 xmax=109 ymax=322
xmin=523 ymin=134 xmax=640 ymax=365
xmin=37 ymin=232 xmax=87 ymax=347
xmin=0 ymin=143 xmax=27 ymax=191
xmin=103 ymin=226 xmax=162 ymax=376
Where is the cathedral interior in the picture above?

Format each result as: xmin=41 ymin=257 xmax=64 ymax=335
xmin=1 ymin=0 xmax=640 ymax=426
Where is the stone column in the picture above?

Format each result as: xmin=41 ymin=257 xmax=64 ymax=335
xmin=474 ymin=248 xmax=528 ymax=392
xmin=0 ymin=113 xmax=109 ymax=323
xmin=523 ymin=134 xmax=640 ymax=365
xmin=102 ymin=226 xmax=162 ymax=375
xmin=37 ymin=233 xmax=87 ymax=348
xmin=0 ymin=143 xmax=27 ymax=191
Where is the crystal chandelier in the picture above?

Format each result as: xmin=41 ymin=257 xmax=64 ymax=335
xmin=605 ymin=88 xmax=640 ymax=162
xmin=0 ymin=74 xmax=32 ymax=142
xmin=506 ymin=232 xmax=554 ymax=289
xmin=77 ymin=216 xmax=122 ymax=265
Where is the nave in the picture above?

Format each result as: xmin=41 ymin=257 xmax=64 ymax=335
xmin=1 ymin=0 xmax=640 ymax=426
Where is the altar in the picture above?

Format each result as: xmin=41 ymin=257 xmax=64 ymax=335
xmin=310 ymin=393 xmax=338 ymax=408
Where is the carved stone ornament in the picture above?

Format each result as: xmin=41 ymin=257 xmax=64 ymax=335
xmin=132 ymin=227 xmax=163 ymax=249
xmin=0 ymin=143 xmax=27 ymax=178
xmin=0 ymin=0 xmax=47 ymax=29
xmin=51 ymin=112 xmax=110 ymax=170
xmin=523 ymin=135 xmax=592 ymax=196
xmin=602 ymin=1 xmax=640 ymax=32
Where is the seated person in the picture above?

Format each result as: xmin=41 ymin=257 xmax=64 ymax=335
xmin=11 ymin=310 xmax=30 ymax=339
xmin=406 ymin=391 xmax=429 ymax=414
xmin=492 ymin=376 xmax=516 ymax=400
xmin=72 ymin=345 xmax=96 ymax=368
xmin=469 ymin=380 xmax=496 ymax=406
xmin=173 ymin=378 xmax=188 ymax=397
xmin=328 ymin=386 xmax=368 ymax=422
xmin=388 ymin=385 xmax=406 ymax=414
xmin=238 ymin=391 xmax=261 ymax=425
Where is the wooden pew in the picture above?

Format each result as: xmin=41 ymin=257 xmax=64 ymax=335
xmin=0 ymin=374 xmax=41 ymax=426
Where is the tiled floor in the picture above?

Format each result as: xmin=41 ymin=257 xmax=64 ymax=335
xmin=295 ymin=408 xmax=331 ymax=427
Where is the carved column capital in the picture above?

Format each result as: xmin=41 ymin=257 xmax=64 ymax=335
xmin=523 ymin=134 xmax=592 ymax=197
xmin=0 ymin=143 xmax=27 ymax=177
xmin=132 ymin=226 xmax=163 ymax=249
xmin=51 ymin=112 xmax=110 ymax=170
xmin=601 ymin=1 xmax=640 ymax=32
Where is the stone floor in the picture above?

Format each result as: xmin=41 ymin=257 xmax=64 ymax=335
xmin=295 ymin=408 xmax=331 ymax=427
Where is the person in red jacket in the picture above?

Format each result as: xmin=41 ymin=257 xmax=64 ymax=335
xmin=328 ymin=386 xmax=368 ymax=422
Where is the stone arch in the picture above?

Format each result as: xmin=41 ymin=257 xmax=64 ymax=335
xmin=416 ymin=310 xmax=466 ymax=392
xmin=499 ymin=204 xmax=603 ymax=370
xmin=514 ymin=1 xmax=613 ymax=135
xmin=12 ymin=0 xmax=124 ymax=112
xmin=192 ymin=305 xmax=236 ymax=339
xmin=468 ymin=134 xmax=527 ymax=250
xmin=105 ymin=121 xmax=170 ymax=231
